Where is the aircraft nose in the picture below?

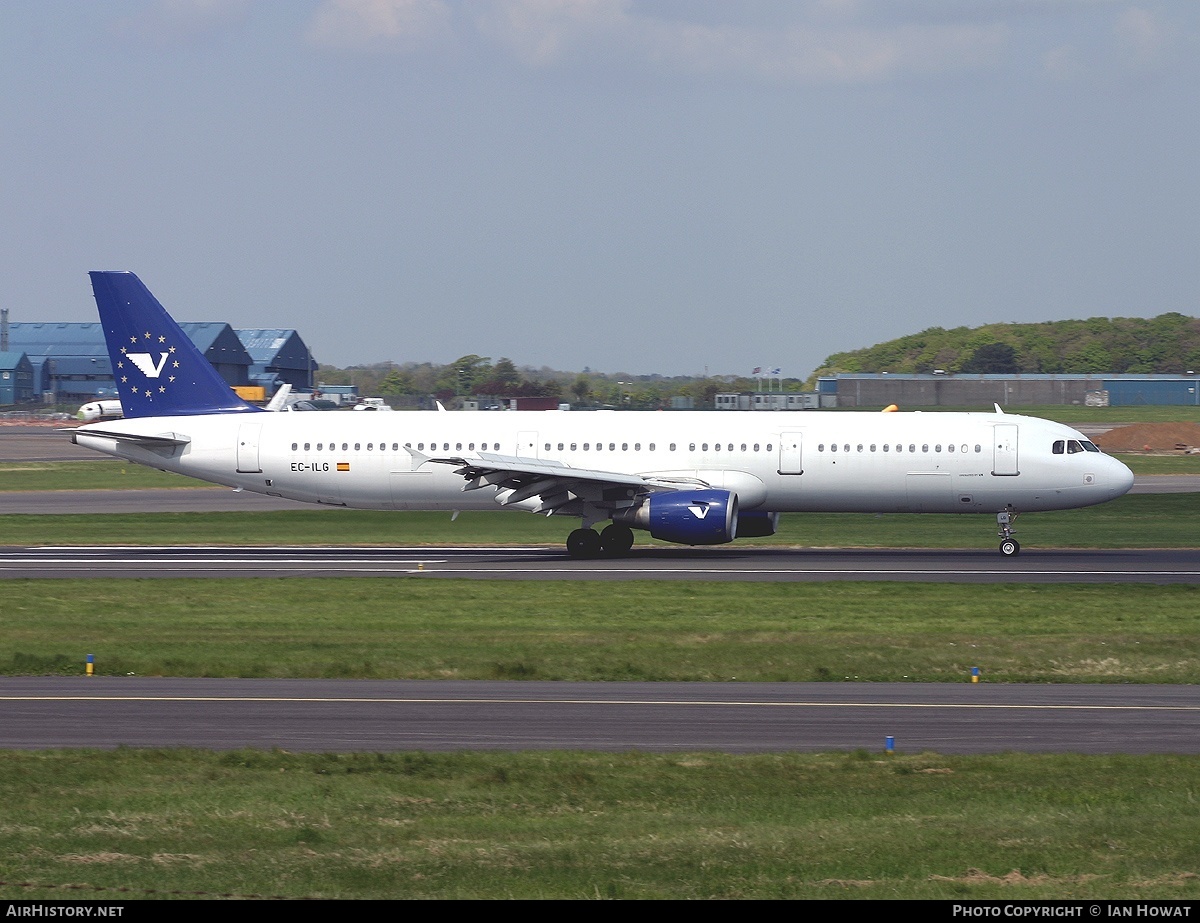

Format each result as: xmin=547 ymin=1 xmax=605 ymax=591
xmin=1109 ymin=456 xmax=1136 ymax=496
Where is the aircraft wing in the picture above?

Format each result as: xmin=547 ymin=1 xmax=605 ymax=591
xmin=421 ymin=451 xmax=707 ymax=515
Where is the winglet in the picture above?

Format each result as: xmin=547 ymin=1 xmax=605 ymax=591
xmin=90 ymin=272 xmax=261 ymax=418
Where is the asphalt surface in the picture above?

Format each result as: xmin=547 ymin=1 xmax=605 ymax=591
xmin=3 ymin=543 xmax=1200 ymax=583
xmin=3 ymin=678 xmax=1197 ymax=754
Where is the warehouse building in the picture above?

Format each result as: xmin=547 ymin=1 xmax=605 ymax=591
xmin=0 ymin=351 xmax=36 ymax=404
xmin=5 ymin=322 xmax=315 ymax=404
xmin=824 ymin=373 xmax=1200 ymax=408
xmin=236 ymin=328 xmax=317 ymax=393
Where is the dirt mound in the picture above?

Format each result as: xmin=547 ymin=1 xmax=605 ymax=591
xmin=1094 ymin=422 xmax=1200 ymax=453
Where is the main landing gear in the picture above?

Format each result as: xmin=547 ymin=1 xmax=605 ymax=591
xmin=566 ymin=523 xmax=635 ymax=559
xmin=997 ymin=509 xmax=1020 ymax=556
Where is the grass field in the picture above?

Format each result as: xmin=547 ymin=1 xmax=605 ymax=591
xmin=2 ymin=490 xmax=1198 ymax=550
xmin=4 ymin=578 xmax=1198 ymax=683
xmin=2 ymin=749 xmax=1198 ymax=900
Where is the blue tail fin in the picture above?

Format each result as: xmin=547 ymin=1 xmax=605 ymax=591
xmin=90 ymin=271 xmax=260 ymax=418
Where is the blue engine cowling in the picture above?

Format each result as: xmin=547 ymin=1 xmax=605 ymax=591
xmin=613 ymin=489 xmax=739 ymax=545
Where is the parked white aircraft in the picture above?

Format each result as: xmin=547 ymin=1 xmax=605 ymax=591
xmin=77 ymin=399 xmax=123 ymax=422
xmin=78 ymin=382 xmax=292 ymax=422
xmin=73 ymin=272 xmax=1135 ymax=557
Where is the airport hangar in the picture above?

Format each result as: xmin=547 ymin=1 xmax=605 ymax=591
xmin=4 ymin=322 xmax=317 ymax=405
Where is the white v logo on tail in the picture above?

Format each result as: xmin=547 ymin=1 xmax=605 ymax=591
xmin=127 ymin=352 xmax=169 ymax=378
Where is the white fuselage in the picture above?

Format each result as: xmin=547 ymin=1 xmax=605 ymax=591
xmin=75 ymin=408 xmax=1134 ymax=516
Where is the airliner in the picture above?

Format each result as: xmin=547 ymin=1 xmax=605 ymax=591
xmin=72 ymin=272 xmax=1135 ymax=557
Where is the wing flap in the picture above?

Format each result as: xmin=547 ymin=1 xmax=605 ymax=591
xmin=420 ymin=451 xmax=707 ymax=513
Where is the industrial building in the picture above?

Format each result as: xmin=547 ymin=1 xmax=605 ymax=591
xmin=715 ymin=392 xmax=821 ymax=411
xmin=0 ymin=351 xmax=35 ymax=404
xmin=4 ymin=322 xmax=315 ymax=405
xmin=236 ymin=328 xmax=318 ymax=394
xmin=822 ymin=373 xmax=1200 ymax=408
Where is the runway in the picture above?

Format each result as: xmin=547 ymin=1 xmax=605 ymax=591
xmin=2 ymin=677 xmax=1197 ymax=754
xmin=4 ymin=543 xmax=1200 ymax=582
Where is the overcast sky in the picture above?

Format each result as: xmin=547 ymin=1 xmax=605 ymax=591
xmin=1 ymin=1 xmax=1197 ymax=378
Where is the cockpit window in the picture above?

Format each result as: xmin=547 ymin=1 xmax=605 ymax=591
xmin=1082 ymin=440 xmax=1100 ymax=452
xmin=1053 ymin=440 xmax=1065 ymax=454
xmin=1067 ymin=440 xmax=1084 ymax=454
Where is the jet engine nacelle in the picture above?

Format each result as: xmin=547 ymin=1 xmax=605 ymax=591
xmin=735 ymin=510 xmax=780 ymax=537
xmin=613 ymin=489 xmax=739 ymax=545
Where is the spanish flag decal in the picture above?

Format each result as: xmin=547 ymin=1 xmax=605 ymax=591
xmin=337 ymin=462 xmax=350 ymax=472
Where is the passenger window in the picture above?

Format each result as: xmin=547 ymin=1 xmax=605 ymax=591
xmin=304 ymin=443 xmax=310 ymax=451
xmin=921 ymin=444 xmax=928 ymax=453
xmin=291 ymin=443 xmax=298 ymax=451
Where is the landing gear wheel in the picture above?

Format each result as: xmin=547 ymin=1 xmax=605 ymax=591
xmin=996 ymin=509 xmax=1020 ymax=557
xmin=599 ymin=523 xmax=635 ymax=556
xmin=566 ymin=528 xmax=602 ymax=559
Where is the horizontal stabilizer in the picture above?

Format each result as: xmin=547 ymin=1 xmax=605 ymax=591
xmin=72 ymin=429 xmax=191 ymax=448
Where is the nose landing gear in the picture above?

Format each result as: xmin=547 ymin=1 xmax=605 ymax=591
xmin=997 ymin=509 xmax=1020 ymax=556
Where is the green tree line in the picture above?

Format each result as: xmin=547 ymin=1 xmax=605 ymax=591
xmin=809 ymin=313 xmax=1200 ymax=384
xmin=316 ymin=356 xmax=808 ymax=410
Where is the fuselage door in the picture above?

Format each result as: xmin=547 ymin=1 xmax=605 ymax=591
xmin=992 ymin=423 xmax=1019 ymax=476
xmin=516 ymin=431 xmax=539 ymax=458
xmin=778 ymin=431 xmax=803 ymax=475
xmin=236 ymin=422 xmax=262 ymax=473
